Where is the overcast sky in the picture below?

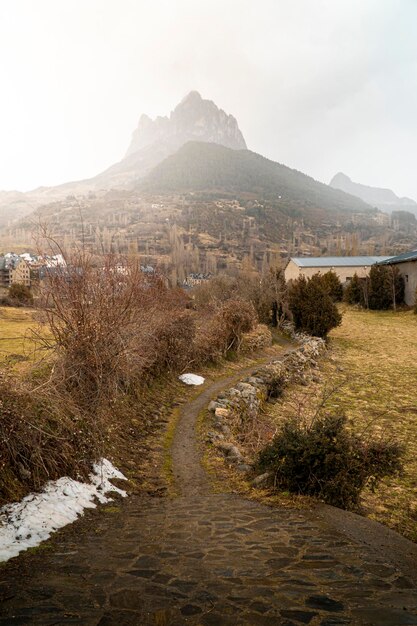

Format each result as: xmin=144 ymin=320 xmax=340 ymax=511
xmin=0 ymin=0 xmax=416 ymax=199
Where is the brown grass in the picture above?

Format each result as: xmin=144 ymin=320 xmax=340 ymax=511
xmin=0 ymin=307 xmax=47 ymax=368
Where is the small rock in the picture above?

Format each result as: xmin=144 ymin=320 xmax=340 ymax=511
xmin=217 ymin=442 xmax=236 ymax=453
xmin=305 ymin=595 xmax=344 ymax=612
xmin=251 ymin=472 xmax=271 ymax=487
xmin=237 ymin=382 xmax=255 ymax=392
xmin=226 ymin=445 xmax=243 ymax=460
xmin=215 ymin=407 xmax=230 ymax=419
xmin=236 ymin=464 xmax=251 ymax=473
xmin=207 ymin=431 xmax=224 ymax=443
xmin=208 ymin=401 xmax=218 ymax=412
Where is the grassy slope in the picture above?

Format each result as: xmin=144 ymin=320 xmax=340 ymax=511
xmin=329 ymin=307 xmax=417 ymax=539
xmin=270 ymin=307 xmax=417 ymax=540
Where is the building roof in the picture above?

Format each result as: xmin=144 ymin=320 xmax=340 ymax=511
xmin=378 ymin=250 xmax=417 ymax=265
xmin=290 ymin=256 xmax=392 ymax=268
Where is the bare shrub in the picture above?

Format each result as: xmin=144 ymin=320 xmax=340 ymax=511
xmin=193 ymin=269 xmax=287 ymax=327
xmin=0 ymin=371 xmax=91 ymax=505
xmin=193 ymin=299 xmax=257 ymax=364
xmin=39 ymin=252 xmax=194 ymax=410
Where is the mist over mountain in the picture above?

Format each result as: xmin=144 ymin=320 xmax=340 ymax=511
xmin=0 ymin=91 xmax=248 ymax=224
xmin=330 ymin=172 xmax=417 ymax=215
xmin=3 ymin=91 xmax=417 ymax=265
xmin=126 ymin=91 xmax=246 ymax=157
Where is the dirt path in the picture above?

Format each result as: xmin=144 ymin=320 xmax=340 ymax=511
xmin=171 ymin=354 xmax=295 ymax=497
xmin=1 ymin=349 xmax=417 ymax=625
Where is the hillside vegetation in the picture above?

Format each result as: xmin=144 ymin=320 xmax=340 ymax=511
xmin=141 ymin=142 xmax=373 ymax=214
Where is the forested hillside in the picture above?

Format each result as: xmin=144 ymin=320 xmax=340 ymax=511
xmin=142 ymin=142 xmax=373 ymax=214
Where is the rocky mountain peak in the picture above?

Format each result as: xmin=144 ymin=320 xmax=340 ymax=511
xmin=179 ymin=90 xmax=203 ymax=104
xmin=126 ymin=92 xmax=247 ymax=157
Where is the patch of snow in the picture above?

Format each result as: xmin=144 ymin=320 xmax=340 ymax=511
xmin=0 ymin=458 xmax=127 ymax=563
xmin=179 ymin=373 xmax=205 ymax=386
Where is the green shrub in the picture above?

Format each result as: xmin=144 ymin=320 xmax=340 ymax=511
xmin=288 ymin=274 xmax=342 ymax=338
xmin=343 ymin=273 xmax=364 ymax=305
xmin=257 ymin=414 xmax=404 ymax=510
xmin=321 ymin=270 xmax=343 ymax=302
xmin=368 ymin=265 xmax=404 ymax=310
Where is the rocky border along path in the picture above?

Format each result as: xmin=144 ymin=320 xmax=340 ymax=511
xmin=1 ymin=350 xmax=417 ymax=625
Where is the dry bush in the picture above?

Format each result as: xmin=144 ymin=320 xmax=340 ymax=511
xmin=193 ymin=299 xmax=257 ymax=364
xmin=39 ymin=252 xmax=195 ymax=410
xmin=193 ymin=269 xmax=287 ymax=327
xmin=240 ymin=324 xmax=273 ymax=353
xmin=0 ymin=371 xmax=91 ymax=505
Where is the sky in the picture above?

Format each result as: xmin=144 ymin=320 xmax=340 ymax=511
xmin=0 ymin=0 xmax=416 ymax=199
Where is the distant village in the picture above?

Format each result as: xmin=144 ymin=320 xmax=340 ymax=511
xmin=0 ymin=252 xmax=65 ymax=297
xmin=2 ymin=245 xmax=416 ymax=307
xmin=0 ymin=250 xmax=214 ymax=298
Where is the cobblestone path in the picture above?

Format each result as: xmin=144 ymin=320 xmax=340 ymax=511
xmin=1 ymin=358 xmax=417 ymax=625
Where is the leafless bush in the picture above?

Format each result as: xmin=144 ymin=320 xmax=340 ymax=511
xmin=193 ymin=299 xmax=257 ymax=364
xmin=39 ymin=252 xmax=193 ymax=410
xmin=0 ymin=371 xmax=91 ymax=505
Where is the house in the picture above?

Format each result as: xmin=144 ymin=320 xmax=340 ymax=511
xmin=284 ymin=256 xmax=392 ymax=284
xmin=0 ymin=255 xmax=31 ymax=296
xmin=183 ymin=273 xmax=211 ymax=289
xmin=378 ymin=250 xmax=417 ymax=306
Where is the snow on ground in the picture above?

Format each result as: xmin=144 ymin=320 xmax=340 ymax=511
xmin=179 ymin=373 xmax=205 ymax=386
xmin=0 ymin=458 xmax=127 ymax=563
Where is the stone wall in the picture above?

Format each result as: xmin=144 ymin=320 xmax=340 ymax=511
xmin=206 ymin=324 xmax=326 ymax=472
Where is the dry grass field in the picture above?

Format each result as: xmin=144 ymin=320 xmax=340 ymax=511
xmin=270 ymin=306 xmax=417 ymax=541
xmin=0 ymin=306 xmax=48 ymax=369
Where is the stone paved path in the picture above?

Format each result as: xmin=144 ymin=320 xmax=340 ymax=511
xmin=1 ymin=357 xmax=417 ymax=625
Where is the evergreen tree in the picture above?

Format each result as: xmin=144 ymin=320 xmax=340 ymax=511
xmin=368 ymin=265 xmax=404 ymax=310
xmin=343 ymin=273 xmax=363 ymax=305
xmin=289 ymin=274 xmax=342 ymax=338
xmin=321 ymin=270 xmax=343 ymax=302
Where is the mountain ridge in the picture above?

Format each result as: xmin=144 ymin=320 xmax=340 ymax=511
xmin=141 ymin=141 xmax=374 ymax=214
xmin=330 ymin=172 xmax=417 ymax=214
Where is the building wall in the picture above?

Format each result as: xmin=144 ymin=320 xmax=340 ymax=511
xmin=10 ymin=261 xmax=31 ymax=287
xmin=285 ymin=261 xmax=374 ymax=284
xmin=284 ymin=260 xmax=301 ymax=282
xmin=394 ymin=261 xmax=417 ymax=306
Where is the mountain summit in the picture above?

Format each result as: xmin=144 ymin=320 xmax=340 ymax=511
xmin=126 ymin=91 xmax=246 ymax=157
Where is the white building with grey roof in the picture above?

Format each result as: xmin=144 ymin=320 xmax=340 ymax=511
xmin=284 ymin=256 xmax=392 ymax=284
